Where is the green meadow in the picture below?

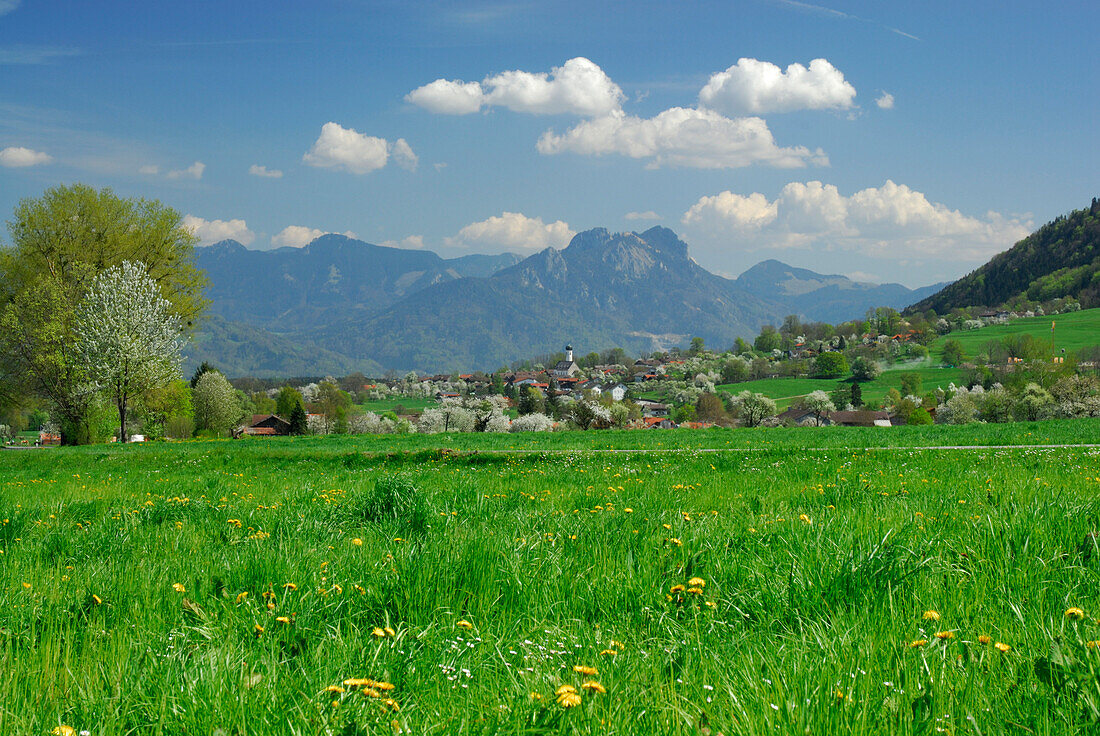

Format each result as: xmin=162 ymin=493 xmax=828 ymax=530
xmin=935 ymin=307 xmax=1100 ymax=361
xmin=3 ymin=422 xmax=1100 ymax=734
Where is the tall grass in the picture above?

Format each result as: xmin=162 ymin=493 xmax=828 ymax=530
xmin=1 ymin=427 xmax=1099 ymax=733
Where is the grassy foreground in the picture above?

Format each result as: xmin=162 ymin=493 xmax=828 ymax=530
xmin=3 ymin=424 xmax=1100 ymax=734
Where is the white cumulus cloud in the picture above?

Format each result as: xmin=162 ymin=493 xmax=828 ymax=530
xmin=875 ymin=92 xmax=895 ymax=109
xmin=537 ymin=108 xmax=828 ymax=169
xmin=0 ymin=146 xmax=52 ymax=167
xmin=139 ymin=164 xmax=160 ymax=175
xmin=624 ymin=211 xmax=662 ymax=221
xmin=406 ymin=57 xmax=624 ymax=117
xmin=271 ymin=226 xmax=357 ymax=249
xmin=680 ymin=180 xmax=1031 ymax=262
xmin=302 ymin=122 xmax=416 ymax=175
xmin=249 ymin=164 xmax=283 ymax=178
xmin=182 ymin=215 xmax=255 ymax=246
xmin=167 ymin=161 xmax=204 ymax=180
xmin=447 ymin=212 xmax=575 ymax=253
xmin=699 ymin=58 xmax=857 ymax=115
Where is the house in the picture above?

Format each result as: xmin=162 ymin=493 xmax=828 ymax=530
xmin=635 ymin=400 xmax=669 ymax=417
xmin=776 ymin=406 xmax=822 ymax=426
xmin=238 ymin=414 xmax=292 ymax=437
xmin=643 ymin=416 xmax=676 ymax=429
xmin=550 ymin=344 xmax=581 ymax=378
xmin=828 ymin=410 xmax=892 ymax=427
xmin=602 ymin=383 xmax=627 ymax=402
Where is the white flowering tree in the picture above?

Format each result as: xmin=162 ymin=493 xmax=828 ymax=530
xmin=732 ymin=391 xmax=777 ymax=428
xmin=74 ymin=261 xmax=183 ymax=441
xmin=797 ymin=390 xmax=835 ymax=426
xmin=193 ymin=371 xmax=241 ymax=435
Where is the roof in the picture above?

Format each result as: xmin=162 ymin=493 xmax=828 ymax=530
xmin=828 ymin=410 xmax=891 ymax=427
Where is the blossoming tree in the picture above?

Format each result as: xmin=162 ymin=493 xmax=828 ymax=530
xmin=75 ymin=261 xmax=184 ymax=441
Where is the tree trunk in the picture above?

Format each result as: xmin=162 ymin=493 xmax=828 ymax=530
xmin=118 ymin=396 xmax=127 ymax=443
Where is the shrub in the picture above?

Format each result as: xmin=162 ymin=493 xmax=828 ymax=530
xmin=510 ymin=413 xmax=554 ymax=432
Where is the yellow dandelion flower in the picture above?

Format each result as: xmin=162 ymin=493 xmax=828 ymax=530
xmin=624 ymin=508 xmax=633 ymax=513
xmin=573 ymin=665 xmax=598 ymax=675
xmin=798 ymin=514 xmax=812 ymax=525
xmin=384 ymin=626 xmax=396 ymax=637
xmin=1066 ymin=607 xmax=1085 ymax=620
xmin=52 ymin=727 xmax=75 ymax=736
xmin=352 ymin=538 xmax=363 ymax=546
xmin=977 ymin=635 xmax=991 ymax=645
xmin=372 ymin=627 xmax=386 ymax=637
xmin=555 ymin=684 xmax=577 ymax=696
xmin=670 ymin=584 xmax=686 ymax=594
xmin=1085 ymin=640 xmax=1100 ymax=649
xmin=362 ymin=687 xmax=381 ymax=699
xmin=581 ymin=680 xmax=606 ymax=694
xmin=382 ymin=698 xmax=400 ymax=711
xmin=687 ymin=587 xmax=704 ymax=595
xmin=909 ymin=639 xmax=928 ymax=648
xmin=375 ymin=681 xmax=396 ymax=691
xmin=456 ymin=619 xmax=473 ymax=629
xmin=325 ymin=685 xmax=345 ymax=693
xmin=668 ymin=538 xmax=682 ymax=546
xmin=599 ymin=648 xmax=616 ymax=656
xmin=266 ymin=601 xmax=276 ymax=611
xmin=557 ymin=691 xmax=582 ymax=708
xmin=688 ymin=577 xmax=706 ymax=588
xmin=662 ymin=523 xmax=672 ymax=530
xmin=235 ymin=591 xmax=248 ymax=604
xmin=934 ymin=631 xmax=954 ymax=640
xmin=610 ymin=639 xmax=624 ymax=649
xmin=922 ymin=610 xmax=941 ymax=621
xmin=995 ymin=642 xmax=1011 ymax=653
xmin=91 ymin=594 xmax=102 ymax=605
xmin=253 ymin=624 xmax=264 ymax=637
xmin=283 ymin=583 xmax=297 ymax=591
xmin=172 ymin=583 xmax=186 ymax=593
xmin=343 ymin=678 xmax=373 ymax=688
xmin=530 ymin=692 xmax=542 ymax=701
xmin=276 ymin=616 xmax=291 ymax=624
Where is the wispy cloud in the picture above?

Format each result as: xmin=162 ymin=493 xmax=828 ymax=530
xmin=769 ymin=0 xmax=920 ymax=41
xmin=0 ymin=45 xmax=81 ymax=65
xmin=0 ymin=0 xmax=20 ymax=17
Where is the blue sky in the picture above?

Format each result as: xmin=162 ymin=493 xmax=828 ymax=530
xmin=1 ymin=0 xmax=1097 ymax=287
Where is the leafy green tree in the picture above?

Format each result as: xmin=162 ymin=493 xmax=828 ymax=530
xmin=830 ymin=383 xmax=852 ymax=410
xmin=733 ymin=337 xmax=751 ymax=355
xmin=812 ymin=352 xmax=850 ymax=378
xmin=850 ymin=356 xmax=880 ymax=381
xmin=720 ymin=359 xmax=748 ymax=384
xmin=275 ymin=386 xmax=304 ymax=417
xmin=545 ymin=377 xmax=562 ymax=419
xmin=672 ymin=404 xmax=697 ymax=424
xmin=689 ymin=336 xmax=705 ymax=355
xmin=695 ymin=392 xmax=726 ymax=422
xmin=1 ymin=184 xmax=206 ymax=443
xmin=74 ymin=262 xmax=183 ymax=441
xmin=190 ymin=361 xmax=218 ymax=389
xmin=754 ymin=325 xmax=781 ymax=353
xmin=899 ymin=372 xmax=923 ymax=397
xmin=517 ymin=386 xmax=544 ymax=415
xmin=850 ymin=382 xmax=863 ymax=408
xmin=942 ymin=339 xmax=966 ymax=367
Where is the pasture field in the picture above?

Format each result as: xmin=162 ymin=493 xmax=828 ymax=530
xmin=357 ymin=397 xmax=437 ymax=415
xmin=3 ymin=422 xmax=1100 ymax=734
xmin=935 ymin=307 xmax=1100 ymax=361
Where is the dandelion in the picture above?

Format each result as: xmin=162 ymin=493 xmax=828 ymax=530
xmin=375 ymin=681 xmax=396 ymax=691
xmin=934 ymin=631 xmax=955 ymax=640
xmin=456 ymin=619 xmax=473 ymax=629
xmin=910 ymin=639 xmax=928 ymax=648
xmin=384 ymin=626 xmax=396 ymax=637
xmin=362 ymin=687 xmax=382 ymax=698
xmin=283 ymin=583 xmax=297 ymax=591
xmin=922 ymin=611 xmax=941 ymax=621
xmin=624 ymin=508 xmax=633 ymax=513
xmin=668 ymin=538 xmax=682 ymax=547
xmin=325 ymin=685 xmax=345 ymax=693
xmin=530 ymin=692 xmax=542 ymax=700
xmin=344 ymin=678 xmax=373 ymax=688
xmin=172 ymin=583 xmax=185 ymax=593
xmin=670 ymin=584 xmax=686 ymax=594
xmin=581 ymin=680 xmax=606 ymax=694
xmin=705 ymin=600 xmax=717 ymax=609
xmin=91 ymin=594 xmax=102 ymax=605
xmin=372 ymin=627 xmax=385 ymax=637
xmin=556 ymin=687 xmax=581 ymax=708
xmin=662 ymin=524 xmax=672 ymax=530
xmin=1086 ymin=641 xmax=1100 ymax=649
xmin=573 ymin=665 xmax=598 ymax=675
xmin=235 ymin=591 xmax=248 ymax=604
xmin=52 ymin=727 xmax=75 ymax=736
xmin=276 ymin=616 xmax=291 ymax=625
xmin=253 ymin=624 xmax=264 ymax=637
xmin=382 ymin=698 xmax=400 ymax=712
xmin=687 ymin=587 xmax=704 ymax=595
xmin=555 ymin=684 xmax=577 ymax=696
xmin=798 ymin=514 xmax=811 ymax=525
xmin=688 ymin=577 xmax=706 ymax=588
xmin=995 ymin=642 xmax=1011 ymax=653
xmin=977 ymin=635 xmax=991 ymax=645
xmin=352 ymin=538 xmax=363 ymax=546
xmin=1066 ymin=607 xmax=1085 ymax=620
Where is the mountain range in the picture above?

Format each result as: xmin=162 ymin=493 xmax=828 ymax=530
xmin=189 ymin=228 xmax=941 ymax=375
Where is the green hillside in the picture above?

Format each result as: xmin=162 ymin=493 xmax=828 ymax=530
xmin=932 ymin=306 xmax=1100 ymax=361
xmin=908 ymin=198 xmax=1100 ymax=314
xmin=717 ymin=307 xmax=1100 ymax=408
